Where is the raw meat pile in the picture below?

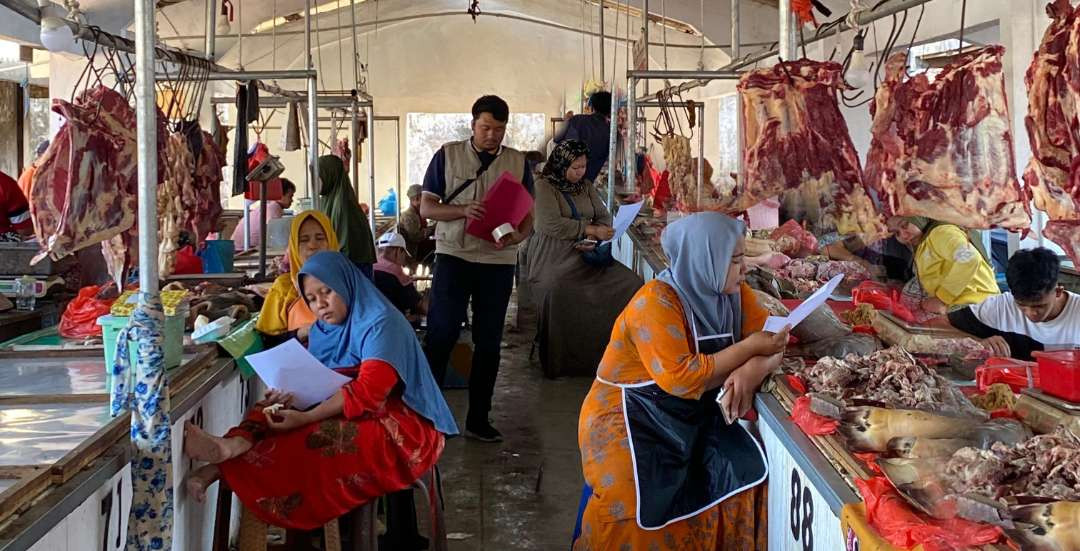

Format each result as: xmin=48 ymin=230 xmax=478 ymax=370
xmin=726 ymin=60 xmax=886 ymax=241
xmin=1024 ymin=0 xmax=1080 ymax=265
xmin=865 ymin=46 xmax=1030 ymax=231
xmin=943 ymin=427 xmax=1080 ymax=503
xmin=162 ymin=280 xmax=261 ymax=330
xmin=790 ymin=346 xmax=982 ymax=417
xmin=776 ymin=258 xmax=872 ymax=291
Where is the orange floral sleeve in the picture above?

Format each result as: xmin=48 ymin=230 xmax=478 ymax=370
xmin=623 ymin=285 xmax=717 ymax=400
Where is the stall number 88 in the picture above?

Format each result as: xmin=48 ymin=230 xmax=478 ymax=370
xmin=789 ymin=469 xmax=814 ymax=551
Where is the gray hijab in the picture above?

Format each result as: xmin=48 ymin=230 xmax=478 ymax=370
xmin=656 ymin=213 xmax=745 ymax=349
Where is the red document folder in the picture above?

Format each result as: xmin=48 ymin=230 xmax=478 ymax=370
xmin=465 ymin=171 xmax=534 ymax=242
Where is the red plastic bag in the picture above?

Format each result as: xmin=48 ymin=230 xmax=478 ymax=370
xmin=59 ymin=285 xmax=118 ymax=338
xmin=173 ymin=245 xmax=204 ymax=275
xmin=851 ymin=280 xmax=919 ymax=324
xmin=786 ymin=374 xmax=808 ymax=395
xmin=975 ymin=357 xmax=1039 ymax=393
xmin=791 ymin=395 xmax=839 ymax=435
xmin=769 ymin=219 xmax=819 ymax=257
xmin=856 ymin=477 xmax=1004 ymax=551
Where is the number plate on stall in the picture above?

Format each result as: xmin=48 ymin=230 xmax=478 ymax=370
xmin=760 ymin=419 xmax=845 ymax=551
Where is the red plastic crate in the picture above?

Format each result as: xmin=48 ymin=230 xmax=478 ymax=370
xmin=1034 ymin=350 xmax=1080 ymax=403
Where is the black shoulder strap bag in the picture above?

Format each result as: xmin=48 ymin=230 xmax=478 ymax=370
xmin=442 ymin=162 xmax=493 ymax=205
xmin=559 ymin=190 xmax=614 ymax=268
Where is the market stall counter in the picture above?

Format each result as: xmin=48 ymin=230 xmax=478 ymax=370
xmin=0 ymin=345 xmax=250 ymax=551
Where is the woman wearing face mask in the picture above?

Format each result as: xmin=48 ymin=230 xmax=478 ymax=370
xmin=573 ymin=213 xmax=787 ymax=550
xmin=525 ymin=140 xmax=643 ymax=378
xmin=182 ymin=252 xmax=457 ymax=531
xmin=256 ymin=210 xmax=340 ymax=343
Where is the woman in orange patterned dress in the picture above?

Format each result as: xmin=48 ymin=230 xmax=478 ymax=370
xmin=573 ymin=213 xmax=786 ymax=550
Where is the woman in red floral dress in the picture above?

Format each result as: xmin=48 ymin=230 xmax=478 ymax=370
xmin=183 ymin=251 xmax=458 ymax=530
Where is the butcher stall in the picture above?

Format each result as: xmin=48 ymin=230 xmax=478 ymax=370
xmin=0 ymin=346 xmax=248 ymax=551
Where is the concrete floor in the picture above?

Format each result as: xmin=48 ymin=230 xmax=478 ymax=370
xmin=433 ymin=298 xmax=592 ymax=551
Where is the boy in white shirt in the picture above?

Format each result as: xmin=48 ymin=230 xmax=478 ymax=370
xmin=948 ymin=247 xmax=1080 ymax=360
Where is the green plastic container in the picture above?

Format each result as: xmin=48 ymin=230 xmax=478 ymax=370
xmin=217 ymin=317 xmax=263 ymax=378
xmin=98 ymin=312 xmax=186 ymax=396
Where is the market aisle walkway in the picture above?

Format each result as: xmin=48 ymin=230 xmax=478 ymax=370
xmin=435 ymin=296 xmax=591 ymax=551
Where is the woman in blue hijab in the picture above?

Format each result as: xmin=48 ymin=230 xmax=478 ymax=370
xmin=183 ymin=251 xmax=457 ymax=531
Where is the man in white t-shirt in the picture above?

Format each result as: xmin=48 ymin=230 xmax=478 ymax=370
xmin=948 ymin=247 xmax=1080 ymax=360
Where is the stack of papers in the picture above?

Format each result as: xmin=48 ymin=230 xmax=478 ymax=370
xmin=245 ymin=339 xmax=352 ymax=409
xmin=762 ymin=274 xmax=844 ymax=334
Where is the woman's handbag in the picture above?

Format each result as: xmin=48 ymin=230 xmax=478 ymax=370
xmin=560 ymin=190 xmax=614 ymax=267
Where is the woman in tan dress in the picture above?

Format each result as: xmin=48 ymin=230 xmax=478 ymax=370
xmin=524 ymin=140 xmax=643 ymax=377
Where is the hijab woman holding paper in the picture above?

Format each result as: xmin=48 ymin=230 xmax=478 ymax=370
xmin=573 ymin=213 xmax=786 ymax=551
xmin=523 ymin=140 xmax=642 ymax=377
xmin=256 ymin=210 xmax=340 ymax=342
xmin=183 ymin=252 xmax=457 ymax=531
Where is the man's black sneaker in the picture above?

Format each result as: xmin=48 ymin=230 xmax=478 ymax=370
xmin=465 ymin=420 xmax=503 ymax=443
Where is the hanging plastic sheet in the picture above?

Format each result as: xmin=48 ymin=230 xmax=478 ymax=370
xmin=111 ymin=295 xmax=173 ymax=550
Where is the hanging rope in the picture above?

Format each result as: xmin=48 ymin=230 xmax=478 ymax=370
xmin=610 ymin=0 xmax=620 ymax=88
xmin=336 ymin=0 xmax=344 ymax=90
xmin=235 ymin=0 xmax=242 ymax=69
xmin=957 ymin=0 xmax=967 ymax=54
xmin=661 ymin=0 xmax=668 ymax=69
xmin=314 ymin=3 xmax=326 ymax=91
xmin=271 ymin=0 xmax=277 ymax=71
xmin=698 ymin=0 xmax=704 ymax=70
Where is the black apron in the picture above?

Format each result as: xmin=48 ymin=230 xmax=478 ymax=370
xmin=599 ymin=333 xmax=768 ymax=530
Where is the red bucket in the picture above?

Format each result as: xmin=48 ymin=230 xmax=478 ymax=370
xmin=1034 ymin=350 xmax=1080 ymax=403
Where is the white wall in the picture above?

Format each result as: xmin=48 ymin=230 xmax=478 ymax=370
xmin=212 ymin=12 xmax=724 ymax=209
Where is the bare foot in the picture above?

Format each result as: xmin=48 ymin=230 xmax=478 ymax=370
xmin=185 ymin=464 xmax=220 ymax=504
xmin=183 ymin=421 xmax=246 ymax=463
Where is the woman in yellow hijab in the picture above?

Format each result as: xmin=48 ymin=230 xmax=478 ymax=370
xmin=256 ymin=210 xmax=340 ymax=338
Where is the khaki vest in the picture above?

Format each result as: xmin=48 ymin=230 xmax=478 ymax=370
xmin=435 ymin=140 xmax=527 ymax=265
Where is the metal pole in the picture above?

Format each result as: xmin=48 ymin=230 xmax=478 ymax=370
xmin=351 ymin=101 xmax=360 ymax=198
xmin=642 ymin=0 xmax=649 ymax=97
xmin=696 ymin=103 xmax=705 ymax=208
xmin=136 ymin=0 xmax=158 ymax=297
xmin=626 ymin=76 xmax=636 ymax=196
xmin=395 ymin=119 xmax=402 ymax=226
xmin=732 ymin=0 xmax=743 ymax=182
xmin=350 ymin=0 xmax=360 ymax=91
xmin=599 ymin=0 xmax=605 ymax=83
xmin=204 ymin=0 xmax=216 ymax=59
xmin=243 ymin=200 xmax=251 ymax=250
xmin=258 ymin=184 xmax=268 ymax=278
xmin=606 ymin=88 xmax=619 ymax=209
xmin=778 ymin=0 xmax=798 ymax=62
xmin=367 ymin=104 xmax=377 ymax=236
xmin=306 ymin=0 xmax=319 ymax=210
xmin=629 ymin=69 xmax=740 ymax=80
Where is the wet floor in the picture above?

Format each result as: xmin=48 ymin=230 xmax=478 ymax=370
xmin=433 ymin=296 xmax=592 ymax=551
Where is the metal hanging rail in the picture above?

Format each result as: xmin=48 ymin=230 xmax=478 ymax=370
xmin=612 ymin=70 xmax=731 ymax=208
xmin=638 ymin=0 xmax=936 ymax=102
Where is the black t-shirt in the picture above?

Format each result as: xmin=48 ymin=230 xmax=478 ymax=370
xmin=373 ymin=270 xmax=422 ymax=315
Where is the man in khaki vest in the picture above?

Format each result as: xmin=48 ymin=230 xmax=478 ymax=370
xmin=419 ymin=95 xmax=534 ymax=442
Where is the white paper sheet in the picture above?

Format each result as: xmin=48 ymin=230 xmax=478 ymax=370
xmin=245 ymin=339 xmax=352 ymax=409
xmin=762 ymin=274 xmax=845 ymax=334
xmin=604 ymin=201 xmax=645 ymax=245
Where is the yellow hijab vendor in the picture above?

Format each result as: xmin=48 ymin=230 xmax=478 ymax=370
xmin=256 ymin=210 xmax=340 ymax=336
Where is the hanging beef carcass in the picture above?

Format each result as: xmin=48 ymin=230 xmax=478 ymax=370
xmin=191 ymin=131 xmax=225 ymax=242
xmin=865 ymin=46 xmax=1030 ymax=231
xmin=158 ymin=133 xmax=195 ymax=277
xmin=1024 ymin=0 xmax=1080 ymax=265
xmin=31 ymin=86 xmax=140 ymax=271
xmin=725 ymin=60 xmax=885 ymax=241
